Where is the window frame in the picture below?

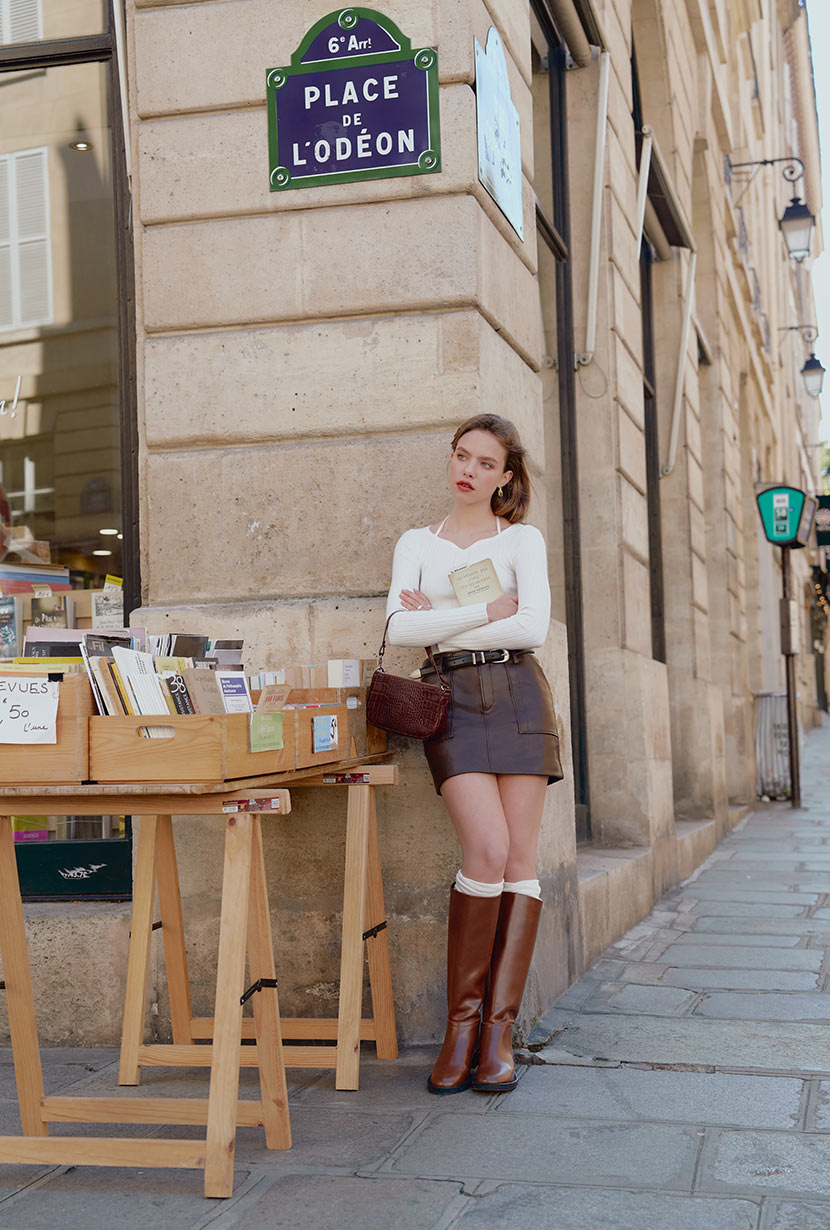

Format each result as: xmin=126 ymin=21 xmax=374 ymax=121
xmin=532 ymin=1 xmax=591 ymax=843
xmin=0 ymin=2 xmax=139 ymax=901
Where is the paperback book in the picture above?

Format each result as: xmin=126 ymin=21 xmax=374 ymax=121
xmin=448 ymin=558 xmax=503 ymax=606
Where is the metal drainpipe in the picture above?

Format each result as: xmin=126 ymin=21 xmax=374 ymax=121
xmin=548 ymin=0 xmax=593 ymax=67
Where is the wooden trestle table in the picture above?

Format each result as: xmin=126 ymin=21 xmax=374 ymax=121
xmin=0 ymin=759 xmax=398 ymax=1198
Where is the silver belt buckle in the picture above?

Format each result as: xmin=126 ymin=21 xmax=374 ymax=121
xmin=494 ymin=649 xmax=510 ymax=663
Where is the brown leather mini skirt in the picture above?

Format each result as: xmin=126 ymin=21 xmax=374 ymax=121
xmin=421 ymin=651 xmax=564 ymax=795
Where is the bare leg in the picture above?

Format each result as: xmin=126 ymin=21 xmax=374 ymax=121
xmin=439 ymin=772 xmax=509 ymax=882
xmin=497 ymin=775 xmax=548 ymax=881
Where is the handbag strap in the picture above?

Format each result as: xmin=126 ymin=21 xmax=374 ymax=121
xmin=377 ymin=610 xmax=449 ymax=691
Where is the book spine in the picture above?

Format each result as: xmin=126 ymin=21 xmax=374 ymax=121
xmin=164 ymin=675 xmax=196 ymax=715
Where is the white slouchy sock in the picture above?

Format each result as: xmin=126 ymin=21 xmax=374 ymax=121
xmin=455 ymin=870 xmax=504 ymax=898
xmin=503 ymin=878 xmax=542 ymax=900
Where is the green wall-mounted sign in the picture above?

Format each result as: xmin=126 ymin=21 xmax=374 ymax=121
xmin=756 ymin=484 xmax=816 ymax=548
xmin=266 ymin=8 xmax=441 ymax=191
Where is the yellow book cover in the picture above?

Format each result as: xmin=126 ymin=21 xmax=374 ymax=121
xmin=109 ymin=661 xmax=135 ymax=714
xmin=448 ymin=559 xmax=504 ymax=606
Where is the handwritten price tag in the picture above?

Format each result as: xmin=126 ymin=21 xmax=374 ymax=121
xmin=0 ymin=677 xmax=59 ymax=743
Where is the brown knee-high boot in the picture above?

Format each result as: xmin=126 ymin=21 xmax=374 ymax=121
xmin=472 ymin=892 xmax=542 ymax=1093
xmin=427 ymin=887 xmax=502 ymax=1095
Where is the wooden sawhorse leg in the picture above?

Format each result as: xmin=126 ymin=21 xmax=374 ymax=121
xmin=119 ymin=814 xmax=193 ymax=1085
xmin=119 ymin=815 xmax=161 ymax=1085
xmin=0 ymin=816 xmax=47 ymax=1138
xmin=116 ymin=812 xmax=290 ymax=1197
xmin=335 ymin=782 xmax=398 ymax=1089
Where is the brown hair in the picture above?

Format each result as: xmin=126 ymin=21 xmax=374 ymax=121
xmin=450 ymin=414 xmax=531 ymax=523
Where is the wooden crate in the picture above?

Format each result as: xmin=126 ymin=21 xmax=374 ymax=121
xmin=286 ymin=689 xmax=386 ymax=760
xmin=88 ymin=711 xmax=296 ymax=784
xmin=292 ymin=703 xmax=351 ymax=769
xmin=0 ymin=673 xmax=93 ymax=784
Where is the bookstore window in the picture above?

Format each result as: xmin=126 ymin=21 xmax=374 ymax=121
xmin=0 ymin=2 xmax=137 ymax=899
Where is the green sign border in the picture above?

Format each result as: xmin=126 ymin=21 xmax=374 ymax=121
xmin=756 ymin=485 xmax=814 ymax=548
xmin=266 ymin=7 xmax=441 ymax=191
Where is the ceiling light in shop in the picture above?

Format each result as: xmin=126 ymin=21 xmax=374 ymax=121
xmin=99 ymin=528 xmax=119 ymax=536
xmin=93 ymin=549 xmax=112 ymax=557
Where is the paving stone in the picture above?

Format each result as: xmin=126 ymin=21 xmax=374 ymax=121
xmin=579 ymin=983 xmax=699 ymax=1016
xmin=700 ymin=1129 xmax=830 ymax=1198
xmin=677 ymin=890 xmax=820 ymax=905
xmin=547 ymin=980 xmax=599 ymax=1011
xmin=451 ymin=1184 xmax=760 ymax=1229
xmin=694 ymin=994 xmax=830 ymax=1021
xmin=0 ymin=1165 xmax=251 ymax=1228
xmin=389 ymin=1112 xmax=701 ymax=1190
xmin=806 ymin=1081 xmax=830 ymax=1129
xmin=492 ymin=1065 xmax=802 ymax=1128
xmin=220 ymin=1174 xmax=465 ymax=1230
xmin=66 ymin=1062 xmax=316 ymax=1101
xmin=686 ymin=904 xmax=805 ymax=919
xmin=694 ymin=874 xmax=818 ymax=890
xmin=658 ymin=969 xmax=822 ymax=992
xmin=619 ymin=965 xmax=820 ymax=991
xmin=760 ymin=1202 xmax=830 ymax=1229
xmin=233 ymin=1107 xmax=419 ymax=1167
xmin=0 ymin=1060 xmax=119 ymax=1101
xmin=534 ymin=1014 xmax=830 ymax=1073
xmin=671 ymin=932 xmax=803 ymax=948
xmin=0 ymin=1167 xmax=55 ymax=1202
xmin=293 ymin=1057 xmax=492 ymax=1111
xmin=691 ymin=918 xmax=830 ymax=936
xmin=657 ymin=946 xmax=823 ymax=972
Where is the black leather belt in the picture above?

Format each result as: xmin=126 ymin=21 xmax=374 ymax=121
xmin=421 ymin=649 xmax=532 ymax=677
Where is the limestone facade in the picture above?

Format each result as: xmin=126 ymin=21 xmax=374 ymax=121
xmin=3 ymin=0 xmax=822 ymax=1047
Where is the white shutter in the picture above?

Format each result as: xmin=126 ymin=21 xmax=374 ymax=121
xmin=6 ymin=0 xmax=40 ymax=44
xmin=14 ymin=148 xmax=50 ymax=326
xmin=15 ymin=150 xmax=47 ymax=239
xmin=0 ymin=160 xmax=11 ymax=329
xmin=0 ymin=249 xmax=12 ymax=331
xmin=18 ymin=239 xmax=49 ymax=323
xmin=0 ymin=159 xmax=9 ymax=245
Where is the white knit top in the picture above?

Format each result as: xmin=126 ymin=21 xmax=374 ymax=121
xmin=384 ymin=519 xmax=551 ymax=652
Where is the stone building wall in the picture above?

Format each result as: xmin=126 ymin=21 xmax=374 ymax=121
xmin=2 ymin=0 xmax=820 ymax=1048
xmin=124 ymin=0 xmax=822 ymax=1043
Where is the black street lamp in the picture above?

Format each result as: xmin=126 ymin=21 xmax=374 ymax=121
xmin=779 ymin=326 xmax=825 ymax=398
xmin=728 ymin=156 xmax=816 ymax=261
xmin=802 ymin=353 xmax=826 ymax=398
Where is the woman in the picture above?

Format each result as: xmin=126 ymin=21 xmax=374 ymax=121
xmin=385 ymin=414 xmax=562 ymax=1094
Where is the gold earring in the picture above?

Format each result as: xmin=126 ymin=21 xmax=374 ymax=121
xmin=498 ymin=486 xmax=503 ymax=498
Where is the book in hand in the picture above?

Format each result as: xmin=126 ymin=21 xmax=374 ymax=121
xmin=448 ymin=558 xmax=504 ymax=606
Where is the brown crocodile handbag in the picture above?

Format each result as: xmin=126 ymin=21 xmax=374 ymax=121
xmin=367 ymin=611 xmax=450 ymax=739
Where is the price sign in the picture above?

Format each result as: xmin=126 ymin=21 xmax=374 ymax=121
xmin=0 ymin=677 xmax=59 ymax=743
xmin=312 ymin=713 xmax=339 ymax=753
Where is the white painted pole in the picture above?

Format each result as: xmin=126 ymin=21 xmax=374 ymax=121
xmin=661 ymin=250 xmax=698 ymax=478
xmin=578 ymin=50 xmax=611 ymax=368
xmin=635 ymin=127 xmax=653 ymax=260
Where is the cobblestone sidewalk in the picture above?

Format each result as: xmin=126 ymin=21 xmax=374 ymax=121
xmin=3 ymin=722 xmax=830 ymax=1228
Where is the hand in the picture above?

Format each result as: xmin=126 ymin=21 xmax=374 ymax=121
xmin=487 ymin=594 xmax=519 ymax=622
xmin=400 ymin=588 xmax=432 ymax=612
